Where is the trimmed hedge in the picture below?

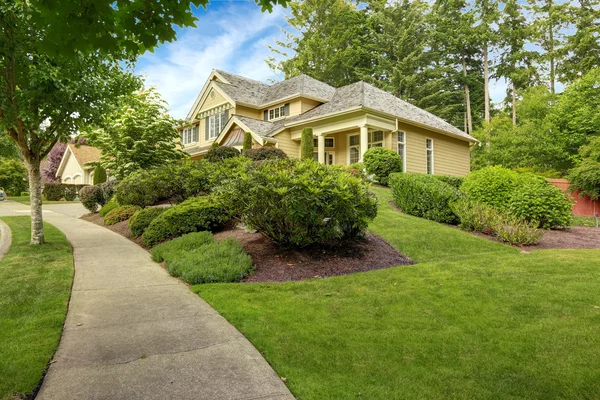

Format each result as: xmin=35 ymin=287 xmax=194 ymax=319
xmin=43 ymin=183 xmax=88 ymax=201
xmin=389 ymin=173 xmax=462 ymax=224
xmin=128 ymin=207 xmax=166 ymax=237
xmin=79 ymin=185 xmax=105 ymax=212
xmin=99 ymin=198 xmax=119 ymax=217
xmin=152 ymin=232 xmax=253 ymax=284
xmin=142 ymin=197 xmax=230 ymax=247
xmin=435 ymin=175 xmax=464 ymax=189
xmin=104 ymin=205 xmax=141 ymax=226
xmin=363 ymin=147 xmax=403 ymax=186
xmin=244 ymin=147 xmax=288 ymax=161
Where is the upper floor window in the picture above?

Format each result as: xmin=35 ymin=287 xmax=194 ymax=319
xmin=208 ymin=111 xmax=227 ymax=139
xmin=426 ymin=138 xmax=434 ymax=174
xmin=313 ymin=137 xmax=335 ymax=148
xmin=268 ymin=105 xmax=286 ymax=121
xmin=181 ymin=125 xmax=199 ymax=145
xmin=368 ymin=131 xmax=384 ymax=148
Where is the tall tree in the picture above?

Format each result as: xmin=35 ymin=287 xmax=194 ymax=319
xmin=474 ymin=0 xmax=499 ymax=123
xmin=560 ymin=0 xmax=600 ymax=82
xmin=528 ymin=0 xmax=572 ymax=93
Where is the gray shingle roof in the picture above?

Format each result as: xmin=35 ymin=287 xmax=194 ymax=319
xmin=234 ymin=115 xmax=284 ymax=137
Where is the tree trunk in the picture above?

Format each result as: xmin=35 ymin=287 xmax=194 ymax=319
xmin=511 ymin=81 xmax=517 ymax=126
xmin=24 ymin=157 xmax=45 ymax=245
xmin=484 ymin=45 xmax=490 ymax=123
xmin=462 ymin=56 xmax=473 ymax=134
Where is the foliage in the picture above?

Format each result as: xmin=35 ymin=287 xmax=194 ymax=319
xmin=434 ymin=175 xmax=464 ymax=189
xmin=99 ymin=180 xmax=119 ymax=204
xmin=20 ymin=192 xmax=30 ymax=197
xmin=42 ymin=142 xmax=67 ymax=183
xmin=569 ymin=160 xmax=600 ymax=200
xmin=451 ymin=198 xmax=498 ymax=233
xmin=205 ymin=146 xmax=240 ymax=163
xmin=93 ymin=165 xmax=107 ymax=185
xmin=104 ymin=205 xmax=141 ymax=226
xmin=99 ymin=198 xmax=119 ymax=217
xmin=152 ymin=233 xmax=253 ymax=284
xmin=0 ymin=131 xmax=19 ymax=160
xmin=461 ymin=166 xmax=519 ymax=209
xmin=141 ymin=197 xmax=230 ymax=248
xmin=362 ymin=147 xmax=403 ymax=186
xmin=128 ymin=207 xmax=166 ymax=237
xmin=300 ymin=128 xmax=313 ymax=160
xmin=389 ymin=173 xmax=462 ymax=224
xmin=42 ymin=183 xmax=88 ymax=201
xmin=0 ymin=159 xmax=28 ymax=196
xmin=86 ymin=88 xmax=185 ymax=179
xmin=79 ymin=186 xmax=105 ymax=213
xmin=216 ymin=159 xmax=378 ymax=247
xmin=242 ymin=132 xmax=253 ymax=153
xmin=63 ymin=185 xmax=78 ymax=201
xmin=346 ymin=162 xmax=368 ymax=181
xmin=244 ymin=147 xmax=288 ymax=161
xmin=490 ymin=214 xmax=544 ymax=246
xmin=115 ymin=170 xmax=163 ymax=207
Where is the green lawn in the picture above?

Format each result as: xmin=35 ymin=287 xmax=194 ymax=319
xmin=0 ymin=217 xmax=74 ymax=400
xmin=195 ymin=186 xmax=600 ymax=399
xmin=6 ymin=196 xmax=80 ymax=205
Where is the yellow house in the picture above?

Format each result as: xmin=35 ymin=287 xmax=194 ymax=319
xmin=181 ymin=70 xmax=477 ymax=176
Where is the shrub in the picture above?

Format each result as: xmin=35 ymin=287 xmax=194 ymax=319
xmin=300 ymin=128 xmax=313 ymax=160
xmin=244 ymin=147 xmax=288 ymax=161
xmin=152 ymin=231 xmax=216 ymax=262
xmin=43 ymin=183 xmax=65 ymax=201
xmin=79 ymin=185 xmax=105 ymax=212
xmin=491 ymin=214 xmax=544 ymax=246
xmin=507 ymin=177 xmax=572 ymax=229
xmin=206 ymin=157 xmax=252 ymax=192
xmin=435 ymin=175 xmax=464 ymax=189
xmin=451 ymin=198 xmax=499 ymax=233
xmin=569 ymin=160 xmax=600 ymax=200
xmin=99 ymin=198 xmax=119 ymax=217
xmin=93 ymin=165 xmax=107 ymax=185
xmin=390 ymin=173 xmax=462 ymax=224
xmin=242 ymin=132 xmax=252 ymax=153
xmin=99 ymin=180 xmax=119 ymax=203
xmin=63 ymin=185 xmax=79 ymax=201
xmin=115 ymin=170 xmax=163 ymax=207
xmin=128 ymin=207 xmax=166 ymax=237
xmin=142 ymin=197 xmax=230 ymax=247
xmin=346 ymin=162 xmax=369 ymax=181
xmin=205 ymin=146 xmax=240 ymax=162
xmin=152 ymin=233 xmax=253 ymax=284
xmin=461 ymin=166 xmax=520 ymax=209
xmin=363 ymin=147 xmax=403 ymax=186
xmin=215 ymin=159 xmax=378 ymax=247
xmin=104 ymin=205 xmax=141 ymax=226
xmin=20 ymin=191 xmax=30 ymax=197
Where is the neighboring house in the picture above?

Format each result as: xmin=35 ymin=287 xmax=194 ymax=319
xmin=181 ymin=70 xmax=477 ymax=176
xmin=55 ymin=143 xmax=101 ymax=184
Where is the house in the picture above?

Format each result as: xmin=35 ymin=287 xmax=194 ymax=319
xmin=55 ymin=143 xmax=101 ymax=184
xmin=181 ymin=70 xmax=477 ymax=176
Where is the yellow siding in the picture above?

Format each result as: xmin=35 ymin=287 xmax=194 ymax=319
xmin=301 ymin=98 xmax=321 ymax=113
xmin=192 ymin=87 xmax=233 ymax=149
xmin=273 ymin=129 xmax=300 ymax=157
xmin=235 ymin=105 xmax=262 ymax=119
xmin=289 ymin=99 xmax=302 ymax=116
xmin=202 ymin=89 xmax=228 ymax=110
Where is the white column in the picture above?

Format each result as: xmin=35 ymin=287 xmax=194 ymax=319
xmin=359 ymin=125 xmax=369 ymax=162
xmin=317 ymin=134 xmax=325 ymax=164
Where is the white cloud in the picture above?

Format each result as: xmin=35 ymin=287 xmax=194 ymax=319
xmin=135 ymin=3 xmax=288 ymax=118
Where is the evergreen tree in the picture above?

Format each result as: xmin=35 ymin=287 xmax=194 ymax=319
xmin=300 ymin=128 xmax=314 ymax=160
xmin=93 ymin=165 xmax=107 ymax=185
xmin=474 ymin=0 xmax=500 ymax=123
xmin=242 ymin=131 xmax=253 ymax=153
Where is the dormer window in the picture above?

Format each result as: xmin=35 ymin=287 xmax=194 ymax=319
xmin=265 ymin=104 xmax=290 ymax=121
xmin=181 ymin=126 xmax=198 ymax=145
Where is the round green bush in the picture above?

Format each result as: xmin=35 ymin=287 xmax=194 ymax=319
xmin=244 ymin=147 xmax=288 ymax=161
xmin=63 ymin=185 xmax=79 ymax=201
xmin=205 ymin=146 xmax=240 ymax=162
xmin=104 ymin=205 xmax=141 ymax=226
xmin=363 ymin=147 xmax=403 ymax=186
xmin=389 ymin=173 xmax=463 ymax=224
xmin=99 ymin=180 xmax=119 ymax=204
xmin=215 ymin=159 xmax=378 ymax=247
xmin=79 ymin=185 xmax=105 ymax=212
xmin=115 ymin=170 xmax=161 ymax=207
xmin=507 ymin=177 xmax=572 ymax=229
xmin=99 ymin=198 xmax=119 ymax=217
xmin=435 ymin=175 xmax=464 ymax=189
xmin=461 ymin=166 xmax=520 ymax=209
xmin=128 ymin=207 xmax=166 ymax=237
xmin=141 ymin=197 xmax=231 ymax=247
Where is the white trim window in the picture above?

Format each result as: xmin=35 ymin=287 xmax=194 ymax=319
xmin=313 ymin=151 xmax=335 ymax=165
xmin=397 ymin=131 xmax=406 ymax=172
xmin=268 ymin=105 xmax=286 ymax=121
xmin=182 ymin=127 xmax=194 ymax=145
xmin=208 ymin=112 xmax=226 ymax=139
xmin=348 ymin=134 xmax=360 ymax=165
xmin=313 ymin=137 xmax=335 ymax=148
xmin=368 ymin=130 xmax=384 ymax=148
xmin=426 ymin=138 xmax=434 ymax=174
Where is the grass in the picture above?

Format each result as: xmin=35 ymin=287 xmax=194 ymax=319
xmin=194 ymin=186 xmax=600 ymax=399
xmin=0 ymin=217 xmax=74 ymax=400
xmin=7 ymin=196 xmax=80 ymax=205
xmin=572 ymin=215 xmax=599 ymax=227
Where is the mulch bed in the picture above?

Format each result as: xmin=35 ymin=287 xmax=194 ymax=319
xmin=80 ymin=213 xmax=413 ymax=282
xmin=214 ymin=227 xmax=413 ymax=282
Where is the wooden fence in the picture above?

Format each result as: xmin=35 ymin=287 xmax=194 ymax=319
xmin=548 ymin=179 xmax=599 ymax=217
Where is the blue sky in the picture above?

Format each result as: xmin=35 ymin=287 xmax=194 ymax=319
xmin=135 ymin=0 xmax=537 ymax=119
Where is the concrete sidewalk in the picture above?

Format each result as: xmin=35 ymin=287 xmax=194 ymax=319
xmin=0 ymin=202 xmax=293 ymax=400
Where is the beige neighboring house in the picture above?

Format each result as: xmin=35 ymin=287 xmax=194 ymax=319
xmin=55 ymin=143 xmax=101 ymax=184
xmin=181 ymin=69 xmax=477 ymax=176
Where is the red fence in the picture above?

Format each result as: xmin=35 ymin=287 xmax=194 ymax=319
xmin=548 ymin=179 xmax=599 ymax=217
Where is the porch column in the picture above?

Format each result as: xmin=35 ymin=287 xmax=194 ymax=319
xmin=359 ymin=125 xmax=368 ymax=161
xmin=317 ymin=134 xmax=325 ymax=164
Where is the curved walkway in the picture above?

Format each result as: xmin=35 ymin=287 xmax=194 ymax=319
xmin=0 ymin=201 xmax=293 ymax=400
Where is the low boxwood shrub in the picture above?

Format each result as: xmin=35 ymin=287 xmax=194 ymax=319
xmin=244 ymin=147 xmax=288 ymax=161
xmin=205 ymin=146 xmax=240 ymax=162
xmin=128 ymin=207 xmax=167 ymax=237
xmin=142 ymin=197 xmax=230 ymax=247
xmin=461 ymin=166 xmax=520 ymax=209
xmin=435 ymin=175 xmax=464 ymax=189
xmin=389 ymin=173 xmax=462 ymax=224
xmin=362 ymin=147 xmax=403 ymax=186
xmin=104 ymin=205 xmax=141 ymax=226
xmin=152 ymin=233 xmax=253 ymax=284
xmin=79 ymin=185 xmax=105 ymax=212
xmin=215 ymin=159 xmax=378 ymax=247
xmin=99 ymin=198 xmax=119 ymax=217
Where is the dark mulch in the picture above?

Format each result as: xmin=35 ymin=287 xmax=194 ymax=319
xmin=80 ymin=213 xmax=144 ymax=247
xmin=213 ymin=227 xmax=413 ymax=282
